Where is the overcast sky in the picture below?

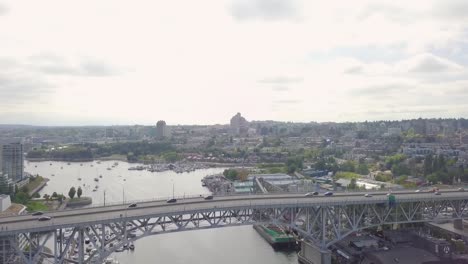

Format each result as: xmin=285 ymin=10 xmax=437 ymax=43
xmin=1 ymin=0 xmax=468 ymax=125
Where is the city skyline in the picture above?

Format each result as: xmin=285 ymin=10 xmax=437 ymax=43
xmin=1 ymin=0 xmax=468 ymax=125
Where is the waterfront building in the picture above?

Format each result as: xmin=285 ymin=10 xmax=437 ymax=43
xmin=0 ymin=143 xmax=24 ymax=183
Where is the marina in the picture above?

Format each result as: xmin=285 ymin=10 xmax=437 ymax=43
xmin=24 ymin=160 xmax=297 ymax=264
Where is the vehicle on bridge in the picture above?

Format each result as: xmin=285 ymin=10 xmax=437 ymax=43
xmin=304 ymin=192 xmax=319 ymax=197
xmin=204 ymin=195 xmax=213 ymax=200
xmin=32 ymin=211 xmax=44 ymax=216
xmin=324 ymin=192 xmax=333 ymax=196
xmin=37 ymin=216 xmax=52 ymax=221
xmin=166 ymin=198 xmax=177 ymax=203
xmin=128 ymin=203 xmax=137 ymax=208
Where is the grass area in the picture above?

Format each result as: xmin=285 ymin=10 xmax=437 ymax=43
xmin=26 ymin=201 xmax=48 ymax=212
xmin=335 ymin=171 xmax=361 ymax=179
xmin=97 ymin=154 xmax=127 ymax=161
xmin=25 ymin=176 xmax=45 ymax=192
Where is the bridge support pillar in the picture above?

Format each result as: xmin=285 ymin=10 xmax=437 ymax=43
xmin=298 ymin=240 xmax=331 ymax=264
xmin=454 ymin=219 xmax=463 ymax=230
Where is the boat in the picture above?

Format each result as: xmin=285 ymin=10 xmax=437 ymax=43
xmin=107 ymin=168 xmax=111 ymax=171
xmin=91 ymin=164 xmax=94 ymax=167
xmin=67 ymin=162 xmax=71 ymax=165
xmin=94 ymin=178 xmax=99 ymax=182
xmin=49 ymin=163 xmax=52 ymax=165
xmin=51 ymin=174 xmax=55 ymax=176
xmin=92 ymin=189 xmax=97 ymax=192
xmin=115 ymin=247 xmax=124 ymax=252
xmin=129 ymin=243 xmax=135 ymax=250
xmin=61 ymin=167 xmax=63 ymax=169
xmin=99 ymin=175 xmax=103 ymax=178
xmin=78 ymin=178 xmax=82 ymax=181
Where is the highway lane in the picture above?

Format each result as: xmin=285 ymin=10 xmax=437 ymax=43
xmin=0 ymin=189 xmax=464 ymax=223
xmin=0 ymin=190 xmax=467 ymax=234
xmin=1 ymin=188 xmax=463 ymax=222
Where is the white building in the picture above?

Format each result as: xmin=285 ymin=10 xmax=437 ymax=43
xmin=0 ymin=194 xmax=11 ymax=212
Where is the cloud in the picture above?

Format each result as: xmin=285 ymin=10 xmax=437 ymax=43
xmin=353 ymin=83 xmax=412 ymax=97
xmin=271 ymin=86 xmax=291 ymax=92
xmin=0 ymin=73 xmax=52 ymax=106
xmin=28 ymin=53 xmax=121 ymax=77
xmin=258 ymin=76 xmax=303 ymax=84
xmin=228 ymin=0 xmax=298 ymax=21
xmin=401 ymin=53 xmax=464 ymax=73
xmin=433 ymin=0 xmax=468 ymax=21
xmin=343 ymin=65 xmax=364 ymax=74
xmin=274 ymin=99 xmax=301 ymax=104
xmin=0 ymin=3 xmax=8 ymax=16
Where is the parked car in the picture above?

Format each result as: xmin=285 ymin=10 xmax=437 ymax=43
xmin=128 ymin=203 xmax=137 ymax=208
xmin=166 ymin=198 xmax=177 ymax=203
xmin=38 ymin=216 xmax=52 ymax=221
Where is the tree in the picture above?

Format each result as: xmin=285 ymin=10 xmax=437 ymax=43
xmin=424 ymin=154 xmax=433 ymax=175
xmin=348 ymin=178 xmax=357 ymax=190
xmin=68 ymin=187 xmax=76 ymax=199
xmin=356 ymin=163 xmax=369 ymax=175
xmin=52 ymin=192 xmax=58 ymax=198
xmin=77 ymin=187 xmax=83 ymax=198
xmin=43 ymin=194 xmax=50 ymax=204
xmin=340 ymin=160 xmax=356 ymax=172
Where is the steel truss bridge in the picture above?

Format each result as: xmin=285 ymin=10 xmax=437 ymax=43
xmin=1 ymin=190 xmax=468 ymax=264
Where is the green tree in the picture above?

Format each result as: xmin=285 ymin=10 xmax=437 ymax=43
xmin=68 ymin=187 xmax=76 ymax=199
xmin=77 ymin=187 xmax=83 ymax=198
xmin=356 ymin=163 xmax=369 ymax=175
xmin=348 ymin=178 xmax=357 ymax=190
xmin=340 ymin=160 xmax=356 ymax=172
xmin=223 ymin=169 xmax=239 ymax=181
xmin=424 ymin=154 xmax=433 ymax=175
xmin=52 ymin=192 xmax=58 ymax=198
xmin=162 ymin=151 xmax=180 ymax=163
xmin=43 ymin=194 xmax=50 ymax=204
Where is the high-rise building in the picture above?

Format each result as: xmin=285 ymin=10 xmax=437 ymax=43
xmin=156 ymin=120 xmax=170 ymax=139
xmin=0 ymin=143 xmax=24 ymax=183
xmin=230 ymin=113 xmax=248 ymax=136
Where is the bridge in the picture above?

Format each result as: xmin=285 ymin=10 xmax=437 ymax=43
xmin=1 ymin=190 xmax=468 ymax=264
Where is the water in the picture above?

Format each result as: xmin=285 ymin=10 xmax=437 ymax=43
xmin=25 ymin=160 xmax=298 ymax=264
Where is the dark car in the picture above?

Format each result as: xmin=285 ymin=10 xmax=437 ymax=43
xmin=204 ymin=195 xmax=214 ymax=200
xmin=305 ymin=192 xmax=319 ymax=197
xmin=32 ymin=211 xmax=44 ymax=216
xmin=324 ymin=192 xmax=333 ymax=196
xmin=166 ymin=198 xmax=177 ymax=203
xmin=128 ymin=203 xmax=137 ymax=208
xmin=37 ymin=216 xmax=52 ymax=221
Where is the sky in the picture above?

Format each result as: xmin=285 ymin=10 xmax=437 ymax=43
xmin=1 ymin=0 xmax=468 ymax=126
